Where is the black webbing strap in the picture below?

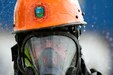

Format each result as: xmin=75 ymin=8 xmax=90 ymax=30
xmin=90 ymin=69 xmax=102 ymax=75
xmin=81 ymin=58 xmax=91 ymax=75
xmin=11 ymin=44 xmax=18 ymax=61
xmin=81 ymin=58 xmax=102 ymax=75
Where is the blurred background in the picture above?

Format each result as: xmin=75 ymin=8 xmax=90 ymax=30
xmin=0 ymin=0 xmax=113 ymax=75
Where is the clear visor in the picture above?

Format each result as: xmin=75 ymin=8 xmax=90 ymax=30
xmin=24 ymin=35 xmax=77 ymax=75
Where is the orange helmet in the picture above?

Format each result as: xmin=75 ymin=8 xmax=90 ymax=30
xmin=14 ymin=0 xmax=86 ymax=32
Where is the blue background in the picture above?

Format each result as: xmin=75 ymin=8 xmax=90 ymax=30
xmin=0 ymin=0 xmax=113 ymax=74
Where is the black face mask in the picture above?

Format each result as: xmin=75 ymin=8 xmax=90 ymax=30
xmin=12 ymin=31 xmax=81 ymax=75
xmin=11 ymin=31 xmax=102 ymax=75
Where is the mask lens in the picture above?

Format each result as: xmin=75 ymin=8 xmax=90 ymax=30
xmin=24 ymin=35 xmax=77 ymax=75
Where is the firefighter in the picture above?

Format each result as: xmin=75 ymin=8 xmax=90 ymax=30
xmin=11 ymin=0 xmax=102 ymax=75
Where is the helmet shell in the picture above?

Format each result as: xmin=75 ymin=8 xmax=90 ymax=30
xmin=14 ymin=0 xmax=86 ymax=32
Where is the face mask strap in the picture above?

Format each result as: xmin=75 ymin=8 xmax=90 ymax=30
xmin=65 ymin=34 xmax=82 ymax=75
xmin=11 ymin=43 xmax=27 ymax=74
xmin=11 ymin=33 xmax=35 ymax=75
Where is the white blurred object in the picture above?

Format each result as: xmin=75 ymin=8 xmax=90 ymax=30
xmin=80 ymin=32 xmax=112 ymax=75
xmin=0 ymin=32 xmax=16 ymax=75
